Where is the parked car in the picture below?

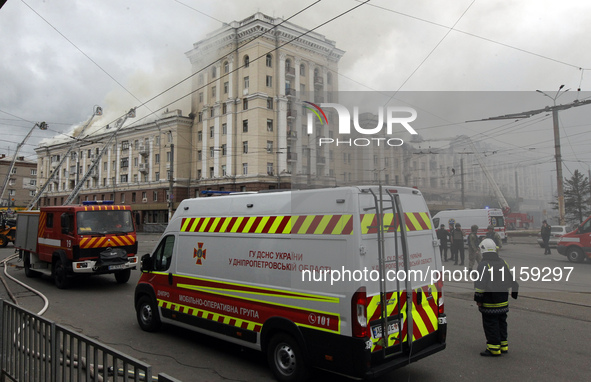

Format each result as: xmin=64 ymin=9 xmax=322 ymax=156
xmin=537 ymin=225 xmax=569 ymax=248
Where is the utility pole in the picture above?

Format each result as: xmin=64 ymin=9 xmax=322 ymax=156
xmin=467 ymin=88 xmax=591 ymax=225
xmin=460 ymin=158 xmax=465 ymax=208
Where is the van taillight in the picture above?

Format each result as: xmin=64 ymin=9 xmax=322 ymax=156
xmin=351 ymin=287 xmax=368 ymax=337
xmin=435 ymin=279 xmax=444 ymax=315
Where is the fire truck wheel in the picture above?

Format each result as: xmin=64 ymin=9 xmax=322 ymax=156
xmin=267 ymin=333 xmax=309 ymax=382
xmin=24 ymin=252 xmax=40 ymax=278
xmin=53 ymin=258 xmax=71 ymax=289
xmin=114 ymin=269 xmax=131 ymax=284
xmin=567 ymin=247 xmax=585 ymax=263
xmin=0 ymin=235 xmax=8 ymax=248
xmin=137 ymin=296 xmax=161 ymax=332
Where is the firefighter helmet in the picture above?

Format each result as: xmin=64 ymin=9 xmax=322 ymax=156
xmin=479 ymin=238 xmax=497 ymax=253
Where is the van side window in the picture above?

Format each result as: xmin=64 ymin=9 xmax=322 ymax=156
xmin=153 ymin=235 xmax=175 ymax=271
xmin=580 ymin=220 xmax=591 ymax=233
xmin=46 ymin=213 xmax=54 ymax=228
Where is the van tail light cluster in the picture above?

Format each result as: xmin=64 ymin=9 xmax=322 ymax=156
xmin=435 ymin=279 xmax=444 ymax=315
xmin=351 ymin=287 xmax=368 ymax=337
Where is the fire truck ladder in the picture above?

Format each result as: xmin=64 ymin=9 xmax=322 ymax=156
xmin=367 ymin=187 xmax=412 ymax=358
xmin=26 ymin=107 xmax=102 ymax=210
xmin=63 ymin=108 xmax=135 ymax=206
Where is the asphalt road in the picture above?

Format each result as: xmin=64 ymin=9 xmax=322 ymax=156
xmin=1 ymin=235 xmax=590 ymax=381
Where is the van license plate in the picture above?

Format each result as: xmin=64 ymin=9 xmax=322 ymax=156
xmin=109 ymin=264 xmax=127 ymax=270
xmin=372 ymin=322 xmax=399 ymax=339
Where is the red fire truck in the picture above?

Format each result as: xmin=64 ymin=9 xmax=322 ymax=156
xmin=15 ymin=201 xmax=138 ymax=288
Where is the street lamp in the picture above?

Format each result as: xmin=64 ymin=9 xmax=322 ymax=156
xmin=536 ymin=85 xmax=569 ymax=225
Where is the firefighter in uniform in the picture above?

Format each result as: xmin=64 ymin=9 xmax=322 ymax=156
xmin=467 ymin=225 xmax=482 ymax=271
xmin=451 ymin=222 xmax=465 ymax=265
xmin=474 ymin=238 xmax=519 ymax=356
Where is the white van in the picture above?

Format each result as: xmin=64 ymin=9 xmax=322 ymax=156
xmin=432 ymin=208 xmax=506 ymax=243
xmin=135 ymin=186 xmax=446 ymax=381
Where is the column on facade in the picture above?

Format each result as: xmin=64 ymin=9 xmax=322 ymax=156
xmin=277 ymin=53 xmax=287 ymax=173
xmin=321 ymin=66 xmax=329 ymax=177
xmin=225 ymin=100 xmax=234 ymax=176
xmin=307 ymin=63 xmax=316 ymax=172
xmin=293 ymin=58 xmax=303 ymax=175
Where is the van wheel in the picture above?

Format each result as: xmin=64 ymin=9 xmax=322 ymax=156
xmin=267 ymin=333 xmax=309 ymax=382
xmin=53 ymin=258 xmax=71 ymax=289
xmin=114 ymin=269 xmax=131 ymax=284
xmin=137 ymin=296 xmax=161 ymax=332
xmin=24 ymin=252 xmax=41 ymax=278
xmin=567 ymin=247 xmax=585 ymax=263
xmin=0 ymin=235 xmax=8 ymax=248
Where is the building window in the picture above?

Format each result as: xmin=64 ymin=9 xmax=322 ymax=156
xmin=222 ymin=165 xmax=227 ymax=176
xmin=244 ymin=55 xmax=249 ymax=68
xmin=212 ymin=86 xmax=216 ymax=97
xmin=153 ymin=191 xmax=158 ymax=201
xmin=221 ymin=144 xmax=227 ymax=156
xmin=243 ymin=120 xmax=248 ymax=133
xmin=244 ymin=76 xmax=249 ymax=89
xmin=133 ymin=174 xmax=138 ymax=183
xmin=198 ymin=131 xmax=202 ymax=141
xmin=30 ymin=169 xmax=37 ymax=175
xmin=120 ymin=157 xmax=129 ymax=168
xmin=132 ymin=193 xmax=136 ymax=203
xmin=197 ymin=150 xmax=202 ymax=161
xmin=224 ymin=81 xmax=229 ymax=94
xmin=199 ymin=92 xmax=203 ymax=103
xmin=155 ymin=153 xmax=160 ymax=164
xmin=267 ymin=97 xmax=273 ymax=109
xmin=198 ymin=112 xmax=202 ymax=121
xmin=266 ymin=75 xmax=273 ymax=87
xmin=197 ymin=169 xmax=202 ymax=179
xmin=134 ymin=157 xmax=138 ymax=167
xmin=300 ymin=64 xmax=305 ymax=76
xmin=210 ymin=147 xmax=215 ymax=158
xmin=222 ymin=103 xmax=227 ymax=114
xmin=155 ymin=172 xmax=160 ymax=181
xmin=210 ymin=126 xmax=214 ymax=138
xmin=267 ymin=163 xmax=274 ymax=175
xmin=198 ymin=74 xmax=204 ymax=85
xmin=223 ymin=61 xmax=229 ymax=73
xmin=29 ymin=179 xmax=36 ymax=186
xmin=212 ymin=65 xmax=216 ymax=78
xmin=210 ymin=108 xmax=214 ymax=118
xmin=120 ymin=174 xmax=128 ymax=183
xmin=327 ymin=72 xmax=332 ymax=85
xmin=243 ymin=98 xmax=248 ymax=110
xmin=267 ymin=119 xmax=273 ymax=132
xmin=243 ymin=141 xmax=248 ymax=154
xmin=209 ymin=167 xmax=214 ymax=178
xmin=242 ymin=163 xmax=248 ymax=175
xmin=266 ymin=54 xmax=272 ymax=67
xmin=222 ymin=123 xmax=227 ymax=135
xmin=266 ymin=141 xmax=273 ymax=153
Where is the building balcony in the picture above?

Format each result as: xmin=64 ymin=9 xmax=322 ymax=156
xmin=314 ymin=76 xmax=324 ymax=86
xmin=287 ymin=152 xmax=298 ymax=162
xmin=285 ymin=66 xmax=295 ymax=78
xmin=139 ymin=145 xmax=150 ymax=156
xmin=287 ymin=130 xmax=297 ymax=140
xmin=139 ymin=163 xmax=149 ymax=173
xmin=286 ymin=88 xmax=296 ymax=97
xmin=90 ymin=169 xmax=99 ymax=179
xmin=287 ymin=109 xmax=297 ymax=119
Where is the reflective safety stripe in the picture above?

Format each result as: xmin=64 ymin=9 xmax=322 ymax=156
xmin=360 ymin=212 xmax=432 ymax=235
xmin=366 ymin=285 xmax=439 ymax=353
xmin=180 ymin=214 xmax=354 ymax=235
xmin=482 ymin=301 xmax=508 ymax=308
xmin=79 ymin=234 xmax=136 ymax=249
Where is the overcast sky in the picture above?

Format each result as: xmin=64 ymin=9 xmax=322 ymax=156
xmin=1 ymin=0 xmax=591 ymax=179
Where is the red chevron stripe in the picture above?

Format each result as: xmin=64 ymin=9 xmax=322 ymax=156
xmin=306 ymin=215 xmax=323 ymax=234
xmin=262 ymin=216 xmax=277 ymax=233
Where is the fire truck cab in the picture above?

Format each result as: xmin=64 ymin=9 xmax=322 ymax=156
xmin=135 ymin=186 xmax=446 ymax=381
xmin=557 ymin=216 xmax=591 ymax=262
xmin=15 ymin=201 xmax=138 ymax=288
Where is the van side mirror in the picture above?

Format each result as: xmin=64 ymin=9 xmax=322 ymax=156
xmin=141 ymin=254 xmax=153 ymax=272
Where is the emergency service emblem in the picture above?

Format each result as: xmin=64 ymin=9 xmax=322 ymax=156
xmin=193 ymin=242 xmax=207 ymax=265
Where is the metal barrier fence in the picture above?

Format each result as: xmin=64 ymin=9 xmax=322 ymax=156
xmin=0 ymin=300 xmax=180 ymax=382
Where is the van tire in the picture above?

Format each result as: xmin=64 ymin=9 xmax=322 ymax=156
xmin=137 ymin=296 xmax=161 ymax=332
xmin=53 ymin=258 xmax=71 ymax=289
xmin=267 ymin=333 xmax=309 ymax=382
xmin=567 ymin=247 xmax=585 ymax=263
xmin=24 ymin=252 xmax=41 ymax=278
xmin=114 ymin=269 xmax=131 ymax=284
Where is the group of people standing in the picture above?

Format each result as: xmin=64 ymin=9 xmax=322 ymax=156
xmin=436 ymin=223 xmax=502 ymax=270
